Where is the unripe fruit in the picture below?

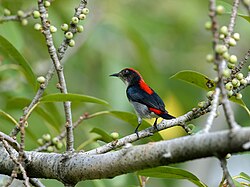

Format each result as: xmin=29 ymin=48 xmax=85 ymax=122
xmin=37 ymin=138 xmax=44 ymax=145
xmin=71 ymin=16 xmax=79 ymax=24
xmin=68 ymin=39 xmax=75 ymax=47
xmin=37 ymin=76 xmax=46 ymax=84
xmin=3 ymin=9 xmax=11 ymax=16
xmin=34 ymin=23 xmax=42 ymax=31
xmin=50 ymin=25 xmax=57 ymax=33
xmin=226 ymin=153 xmax=231 ymax=159
xmin=225 ymin=82 xmax=233 ymax=91
xmin=206 ymin=54 xmax=214 ymax=63
xmin=65 ymin=32 xmax=73 ymax=39
xmin=33 ymin=10 xmax=40 ymax=19
xmin=17 ymin=10 xmax=24 ymax=17
xmin=204 ymin=21 xmax=212 ymax=30
xmin=232 ymin=78 xmax=240 ymax=87
xmin=219 ymin=34 xmax=225 ymax=40
xmin=110 ymin=132 xmax=119 ymax=140
xmin=216 ymin=5 xmax=225 ymax=15
xmin=187 ymin=124 xmax=195 ymax=133
xmin=21 ymin=19 xmax=28 ymax=26
xmin=42 ymin=134 xmax=51 ymax=142
xmin=56 ymin=142 xmax=63 ymax=150
xmin=44 ymin=1 xmax=51 ymax=7
xmin=223 ymin=52 xmax=230 ymax=60
xmin=236 ymin=73 xmax=244 ymax=80
xmin=240 ymin=79 xmax=247 ymax=85
xmin=227 ymin=63 xmax=235 ymax=69
xmin=236 ymin=93 xmax=242 ymax=100
xmin=223 ymin=69 xmax=231 ymax=78
xmin=77 ymin=25 xmax=84 ymax=32
xmin=52 ymin=137 xmax=59 ymax=145
xmin=82 ymin=8 xmax=89 ymax=14
xmin=233 ymin=33 xmax=240 ymax=41
xmin=47 ymin=146 xmax=54 ymax=152
xmin=79 ymin=14 xmax=86 ymax=20
xmin=61 ymin=23 xmax=69 ymax=31
xmin=198 ymin=101 xmax=205 ymax=108
xmin=229 ymin=55 xmax=237 ymax=64
xmin=215 ymin=44 xmax=227 ymax=54
xmin=248 ymin=65 xmax=250 ymax=71
xmin=206 ymin=91 xmax=214 ymax=99
xmin=227 ymin=90 xmax=233 ymax=97
xmin=220 ymin=26 xmax=228 ymax=35
xmin=243 ymin=0 xmax=250 ymax=6
xmin=229 ymin=37 xmax=237 ymax=46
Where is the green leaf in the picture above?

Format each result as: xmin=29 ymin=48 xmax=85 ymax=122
xmin=217 ymin=1 xmax=250 ymax=23
xmin=239 ymin=172 xmax=250 ymax=182
xmin=138 ymin=166 xmax=207 ymax=187
xmin=171 ymin=70 xmax=215 ymax=91
xmin=230 ymin=97 xmax=250 ymax=116
xmin=90 ymin=128 xmax=113 ymax=143
xmin=40 ymin=93 xmax=109 ymax=105
xmin=0 ymin=35 xmax=37 ymax=89
xmin=0 ymin=109 xmax=19 ymax=126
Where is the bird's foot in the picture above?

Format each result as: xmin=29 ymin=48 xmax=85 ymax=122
xmin=134 ymin=129 xmax=139 ymax=139
xmin=153 ymin=120 xmax=159 ymax=131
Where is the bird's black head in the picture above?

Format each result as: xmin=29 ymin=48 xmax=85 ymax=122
xmin=110 ymin=68 xmax=142 ymax=86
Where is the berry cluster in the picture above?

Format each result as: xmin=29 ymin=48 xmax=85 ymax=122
xmin=37 ymin=134 xmax=63 ymax=152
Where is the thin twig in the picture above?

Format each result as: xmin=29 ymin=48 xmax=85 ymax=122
xmin=0 ymin=10 xmax=34 ymax=23
xmin=231 ymin=48 xmax=250 ymax=76
xmin=219 ymin=157 xmax=236 ymax=187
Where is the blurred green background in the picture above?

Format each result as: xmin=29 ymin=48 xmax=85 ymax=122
xmin=0 ymin=0 xmax=250 ymax=186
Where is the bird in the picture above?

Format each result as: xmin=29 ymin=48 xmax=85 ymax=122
xmin=110 ymin=68 xmax=175 ymax=137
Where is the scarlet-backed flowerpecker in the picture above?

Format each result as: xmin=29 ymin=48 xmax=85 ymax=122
xmin=110 ymin=68 xmax=175 ymax=137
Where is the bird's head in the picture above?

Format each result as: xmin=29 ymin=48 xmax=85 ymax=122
xmin=110 ymin=68 xmax=142 ymax=86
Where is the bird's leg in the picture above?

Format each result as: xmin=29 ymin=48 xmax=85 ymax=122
xmin=153 ymin=118 xmax=159 ymax=130
xmin=134 ymin=117 xmax=142 ymax=138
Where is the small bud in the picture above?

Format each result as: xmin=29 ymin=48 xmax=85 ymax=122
xmin=37 ymin=138 xmax=44 ymax=145
xmin=225 ymin=82 xmax=233 ymax=91
xmin=236 ymin=73 xmax=244 ymax=80
xmin=79 ymin=14 xmax=87 ymax=20
xmin=42 ymin=134 xmax=51 ymax=142
xmin=236 ymin=93 xmax=242 ymax=100
xmin=229 ymin=55 xmax=237 ymax=64
xmin=206 ymin=91 xmax=214 ymax=99
xmin=44 ymin=1 xmax=51 ymax=7
xmin=229 ymin=37 xmax=237 ymax=46
xmin=233 ymin=33 xmax=240 ymax=41
xmin=68 ymin=39 xmax=75 ymax=47
xmin=77 ymin=25 xmax=84 ymax=32
xmin=206 ymin=54 xmax=214 ymax=63
xmin=216 ymin=5 xmax=225 ymax=15
xmin=34 ymin=23 xmax=42 ymax=31
xmin=17 ymin=10 xmax=24 ymax=17
xmin=3 ymin=8 xmax=11 ymax=16
xmin=204 ymin=21 xmax=212 ymax=30
xmin=50 ymin=25 xmax=57 ymax=33
xmin=82 ymin=8 xmax=89 ymax=14
xmin=21 ymin=19 xmax=28 ymax=26
xmin=110 ymin=132 xmax=119 ymax=140
xmin=65 ymin=32 xmax=73 ymax=39
xmin=71 ymin=16 xmax=79 ymax=24
xmin=47 ymin=146 xmax=54 ymax=152
xmin=227 ymin=90 xmax=233 ymax=97
xmin=240 ymin=79 xmax=247 ymax=85
xmin=198 ymin=101 xmax=205 ymax=108
xmin=220 ymin=26 xmax=228 ymax=35
xmin=215 ymin=44 xmax=227 ymax=54
xmin=61 ymin=23 xmax=69 ymax=31
xmin=37 ymin=76 xmax=46 ymax=84
xmin=56 ymin=142 xmax=63 ymax=150
xmin=223 ymin=69 xmax=231 ymax=78
xmin=33 ymin=10 xmax=40 ymax=19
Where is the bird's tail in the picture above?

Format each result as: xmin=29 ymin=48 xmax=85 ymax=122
xmin=159 ymin=112 xmax=175 ymax=120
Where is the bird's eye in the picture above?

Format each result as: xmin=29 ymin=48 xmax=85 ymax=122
xmin=123 ymin=69 xmax=129 ymax=76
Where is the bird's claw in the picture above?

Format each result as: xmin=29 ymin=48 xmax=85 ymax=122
xmin=134 ymin=130 xmax=139 ymax=139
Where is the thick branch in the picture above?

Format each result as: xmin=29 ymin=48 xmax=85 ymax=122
xmin=1 ymin=127 xmax=250 ymax=184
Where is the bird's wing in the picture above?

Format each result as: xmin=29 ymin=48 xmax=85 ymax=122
xmin=126 ymin=85 xmax=166 ymax=112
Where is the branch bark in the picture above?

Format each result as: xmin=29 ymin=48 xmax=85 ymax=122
xmin=1 ymin=127 xmax=250 ymax=185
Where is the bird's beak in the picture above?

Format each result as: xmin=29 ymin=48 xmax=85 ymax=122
xmin=109 ymin=72 xmax=119 ymax=77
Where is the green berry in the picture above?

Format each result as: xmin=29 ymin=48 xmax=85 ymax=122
xmin=198 ymin=101 xmax=205 ymax=108
xmin=227 ymin=63 xmax=235 ymax=69
xmin=47 ymin=146 xmax=54 ymax=152
xmin=110 ymin=132 xmax=119 ymax=140
xmin=21 ymin=19 xmax=28 ymax=26
xmin=187 ymin=124 xmax=195 ymax=132
xmin=34 ymin=23 xmax=42 ymax=31
xmin=79 ymin=14 xmax=86 ymax=20
xmin=220 ymin=26 xmax=228 ymax=35
xmin=229 ymin=37 xmax=237 ymax=46
xmin=223 ymin=52 xmax=230 ymax=60
xmin=227 ymin=90 xmax=233 ymax=97
xmin=215 ymin=44 xmax=227 ymax=54
xmin=225 ymin=82 xmax=233 ymax=91
xmin=37 ymin=76 xmax=46 ymax=84
xmin=206 ymin=91 xmax=214 ymax=99
xmin=229 ymin=55 xmax=237 ymax=64
xmin=248 ymin=65 xmax=250 ymax=71
xmin=243 ymin=0 xmax=250 ymax=6
xmin=3 ymin=8 xmax=11 ymax=16
xmin=206 ymin=54 xmax=214 ymax=63
xmin=236 ymin=93 xmax=242 ymax=100
xmin=17 ymin=10 xmax=24 ymax=17
xmin=37 ymin=138 xmax=44 ymax=145
xmin=33 ymin=10 xmax=40 ymax=19
xmin=219 ymin=34 xmax=225 ymax=40
xmin=216 ymin=5 xmax=225 ymax=15
xmin=44 ymin=1 xmax=51 ymax=7
xmin=240 ymin=79 xmax=247 ymax=85
xmin=71 ymin=16 xmax=79 ymax=24
xmin=232 ymin=78 xmax=240 ymax=87
xmin=52 ymin=137 xmax=59 ymax=145
xmin=82 ymin=7 xmax=89 ymax=14
xmin=61 ymin=23 xmax=69 ymax=31
xmin=68 ymin=39 xmax=75 ymax=47
xmin=233 ymin=33 xmax=240 ymax=41
xmin=65 ymin=32 xmax=73 ymax=39
xmin=50 ymin=25 xmax=57 ymax=33
xmin=77 ymin=25 xmax=84 ymax=32
xmin=236 ymin=73 xmax=244 ymax=80
xmin=42 ymin=134 xmax=51 ymax=142
xmin=226 ymin=153 xmax=231 ymax=159
xmin=223 ymin=69 xmax=231 ymax=78
xmin=204 ymin=21 xmax=212 ymax=30
xmin=56 ymin=142 xmax=63 ymax=150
